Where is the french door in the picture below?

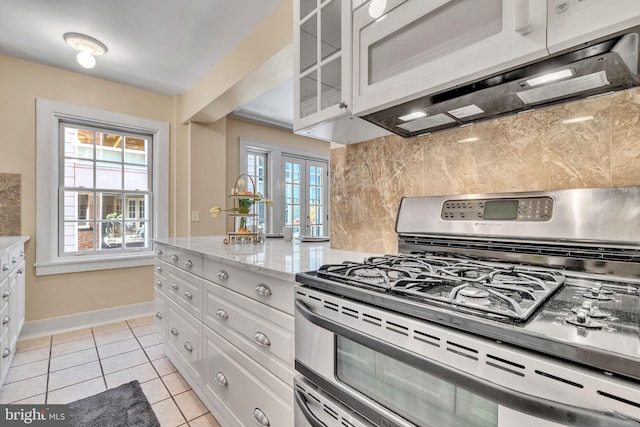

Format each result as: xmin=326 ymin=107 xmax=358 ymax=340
xmin=282 ymin=155 xmax=328 ymax=237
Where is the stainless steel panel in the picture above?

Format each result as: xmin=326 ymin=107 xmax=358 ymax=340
xmin=396 ymin=187 xmax=640 ymax=246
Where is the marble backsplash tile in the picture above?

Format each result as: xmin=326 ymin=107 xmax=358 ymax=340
xmin=0 ymin=173 xmax=21 ymax=236
xmin=331 ymin=87 xmax=640 ymax=254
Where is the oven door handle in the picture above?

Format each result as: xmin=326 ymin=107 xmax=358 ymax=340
xmin=295 ymin=299 xmax=640 ymax=427
xmin=294 ymin=389 xmax=326 ymax=427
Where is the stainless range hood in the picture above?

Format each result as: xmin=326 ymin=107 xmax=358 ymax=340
xmin=361 ymin=30 xmax=640 ymax=138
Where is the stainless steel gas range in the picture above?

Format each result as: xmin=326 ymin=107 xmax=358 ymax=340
xmin=294 ymin=187 xmax=640 ymax=427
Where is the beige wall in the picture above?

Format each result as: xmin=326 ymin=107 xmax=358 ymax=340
xmin=330 ymin=88 xmax=640 ymax=254
xmin=0 ymin=54 xmax=180 ymax=322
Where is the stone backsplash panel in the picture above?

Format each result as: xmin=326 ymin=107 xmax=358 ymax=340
xmin=330 ymin=87 xmax=640 ymax=254
xmin=0 ymin=173 xmax=21 ymax=236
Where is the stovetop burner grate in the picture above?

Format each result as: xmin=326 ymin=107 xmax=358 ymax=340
xmin=317 ymin=254 xmax=566 ymax=321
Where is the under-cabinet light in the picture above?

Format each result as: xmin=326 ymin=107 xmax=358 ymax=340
xmin=525 ymin=69 xmax=574 ymax=87
xmin=398 ymin=111 xmax=427 ymax=121
xmin=561 ymin=116 xmax=594 ymax=124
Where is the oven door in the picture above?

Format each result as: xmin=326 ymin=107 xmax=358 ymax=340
xmin=294 ymin=289 xmax=640 ymax=427
xmin=352 ymin=0 xmax=548 ymax=116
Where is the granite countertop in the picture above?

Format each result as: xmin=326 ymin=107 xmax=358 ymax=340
xmin=0 ymin=236 xmax=30 ymax=253
xmin=154 ymin=236 xmax=384 ymax=282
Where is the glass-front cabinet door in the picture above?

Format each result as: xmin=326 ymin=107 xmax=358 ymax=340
xmin=294 ymin=0 xmax=352 ymax=132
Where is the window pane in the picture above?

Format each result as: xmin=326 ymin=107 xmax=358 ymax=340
xmin=64 ymin=158 xmax=93 ymax=188
xmin=99 ymin=219 xmax=122 ymax=250
xmin=99 ymin=193 xmax=123 ymax=220
xmin=63 ymin=191 xmax=95 ymax=221
xmin=62 ymin=221 xmax=96 ymax=253
xmin=124 ymin=221 xmax=146 ymax=248
xmin=96 ymin=162 xmax=122 ymax=189
xmin=96 ymin=132 xmax=123 ymax=161
xmin=124 ymin=136 xmax=148 ymax=165
xmin=124 ymin=165 xmax=148 ymax=191
xmin=125 ymin=194 xmax=148 ymax=220
xmin=64 ymin=126 xmax=93 ymax=159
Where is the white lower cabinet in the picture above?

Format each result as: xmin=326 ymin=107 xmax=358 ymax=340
xmin=154 ymin=242 xmax=294 ymax=426
xmin=0 ymin=238 xmax=28 ymax=390
xmin=203 ymin=327 xmax=293 ymax=427
xmin=166 ymin=299 xmax=203 ymax=387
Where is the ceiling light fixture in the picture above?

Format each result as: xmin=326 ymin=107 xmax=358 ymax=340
xmin=63 ymin=32 xmax=107 ymax=69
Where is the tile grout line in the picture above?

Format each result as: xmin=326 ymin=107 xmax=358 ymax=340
xmin=129 ymin=320 xmax=193 ymax=426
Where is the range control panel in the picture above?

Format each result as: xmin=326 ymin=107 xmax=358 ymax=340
xmin=441 ymin=197 xmax=554 ymax=221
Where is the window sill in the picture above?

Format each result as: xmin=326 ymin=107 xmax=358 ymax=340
xmin=35 ymin=252 xmax=154 ymax=276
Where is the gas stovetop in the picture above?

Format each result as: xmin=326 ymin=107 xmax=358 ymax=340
xmin=296 ymin=252 xmax=640 ymax=380
xmin=318 ymin=254 xmax=566 ymax=321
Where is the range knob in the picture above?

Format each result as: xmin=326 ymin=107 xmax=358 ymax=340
xmin=572 ymin=300 xmax=608 ymax=319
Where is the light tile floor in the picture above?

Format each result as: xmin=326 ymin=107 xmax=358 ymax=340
xmin=0 ymin=316 xmax=221 ymax=427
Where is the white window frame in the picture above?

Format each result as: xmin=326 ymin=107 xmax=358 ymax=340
xmin=36 ymin=98 xmax=169 ymax=275
xmin=239 ymin=138 xmax=329 ymax=235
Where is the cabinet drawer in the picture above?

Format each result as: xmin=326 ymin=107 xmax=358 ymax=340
xmin=8 ymin=244 xmax=24 ymax=269
xmin=152 ymin=241 xmax=167 ymax=261
xmin=154 ymin=260 xmax=167 ymax=278
xmin=0 ymin=303 xmax=9 ymax=342
xmin=204 ymin=281 xmax=294 ymax=384
xmin=166 ymin=265 xmax=204 ymax=321
xmin=167 ymin=299 xmax=202 ymax=386
xmin=203 ymin=259 xmax=294 ymax=315
xmin=167 ymin=246 xmax=203 ymax=276
xmin=203 ymin=327 xmax=293 ymax=427
xmin=154 ymin=289 xmax=167 ymax=338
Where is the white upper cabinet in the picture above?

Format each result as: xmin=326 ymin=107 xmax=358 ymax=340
xmin=294 ymin=0 xmax=390 ymax=144
xmin=352 ymin=0 xmax=549 ymax=115
xmin=547 ymin=0 xmax=640 ymax=54
xmin=295 ymin=0 xmax=351 ymax=129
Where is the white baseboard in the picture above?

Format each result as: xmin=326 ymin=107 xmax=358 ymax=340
xmin=20 ymin=301 xmax=154 ymax=340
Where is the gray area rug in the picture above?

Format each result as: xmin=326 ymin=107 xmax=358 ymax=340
xmin=68 ymin=380 xmax=160 ymax=427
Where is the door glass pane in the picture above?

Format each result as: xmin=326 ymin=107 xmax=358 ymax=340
xmin=368 ymin=0 xmax=502 ymax=84
xmin=300 ymin=71 xmax=318 ymax=118
xmin=284 ymin=161 xmax=303 ymax=235
xmin=336 ymin=336 xmax=498 ymax=426
xmin=321 ymin=57 xmax=341 ymax=110
xmin=301 ymin=0 xmax=316 ymax=20
xmin=300 ymin=14 xmax=317 ymax=72
xmin=308 ymin=163 xmax=326 ymax=236
xmin=321 ymin=0 xmax=341 ymax=60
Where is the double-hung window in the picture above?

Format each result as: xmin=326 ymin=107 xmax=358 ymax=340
xmin=36 ymin=98 xmax=169 ymax=275
xmin=60 ymin=122 xmax=151 ymax=254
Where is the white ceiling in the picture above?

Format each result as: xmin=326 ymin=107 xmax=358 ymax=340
xmin=0 ymin=0 xmax=293 ymax=127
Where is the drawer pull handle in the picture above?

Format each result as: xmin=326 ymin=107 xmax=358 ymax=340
xmin=155 ymin=281 xmax=163 ymax=288
xmin=253 ymin=332 xmax=271 ymax=347
xmin=184 ymin=260 xmax=193 ymax=269
xmin=11 ymin=257 xmax=17 ymax=264
xmin=2 ymin=290 xmax=10 ymax=299
xmin=184 ymin=291 xmax=193 ymax=299
xmin=2 ymin=315 xmax=10 ymax=325
xmin=2 ymin=348 xmax=10 ymax=358
xmin=184 ymin=341 xmax=193 ymax=352
xmin=20 ymin=251 xmax=24 ymax=258
xmin=17 ymin=268 xmax=23 ymax=275
xmin=254 ymin=284 xmax=272 ymax=296
xmin=156 ymin=249 xmax=163 ymax=256
xmin=253 ymin=408 xmax=270 ymax=426
xmin=170 ymin=283 xmax=179 ymax=291
xmin=155 ymin=312 xmax=163 ymax=319
xmin=171 ymin=255 xmax=179 ymax=262
xmin=170 ymin=327 xmax=179 ymax=336
xmin=215 ymin=371 xmax=228 ymax=387
xmin=156 ymin=266 xmax=163 ymax=273
xmin=2 ymin=264 xmax=8 ymax=272
xmin=216 ymin=270 xmax=229 ymax=280
xmin=215 ymin=309 xmax=228 ymax=320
